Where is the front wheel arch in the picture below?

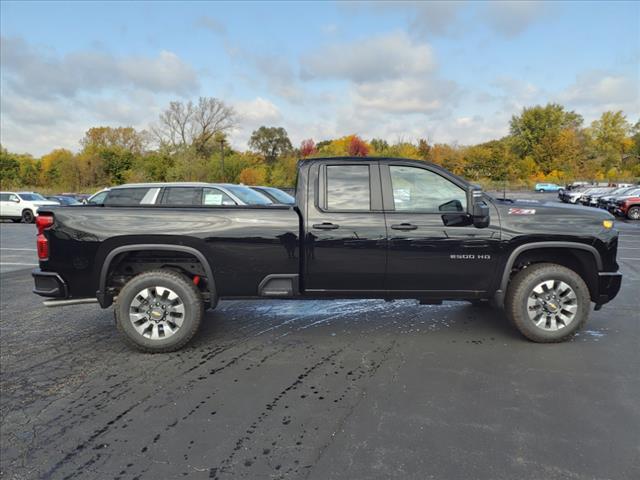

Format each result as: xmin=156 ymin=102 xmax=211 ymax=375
xmin=494 ymin=243 xmax=601 ymax=307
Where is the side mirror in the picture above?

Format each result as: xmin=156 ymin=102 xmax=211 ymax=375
xmin=12 ymin=197 xmax=20 ymax=203
xmin=471 ymin=188 xmax=490 ymax=228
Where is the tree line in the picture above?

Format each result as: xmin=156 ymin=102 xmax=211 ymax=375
xmin=1 ymin=98 xmax=638 ymax=193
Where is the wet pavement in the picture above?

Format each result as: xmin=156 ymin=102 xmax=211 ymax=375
xmin=1 ymin=215 xmax=639 ymax=480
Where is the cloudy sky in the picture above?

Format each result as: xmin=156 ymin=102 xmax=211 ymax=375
xmin=1 ymin=0 xmax=638 ymax=156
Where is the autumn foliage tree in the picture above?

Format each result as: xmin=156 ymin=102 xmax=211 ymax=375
xmin=348 ymin=135 xmax=370 ymax=156
xmin=299 ymin=139 xmax=317 ymax=158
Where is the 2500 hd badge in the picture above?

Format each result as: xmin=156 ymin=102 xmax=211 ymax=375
xmin=450 ymin=254 xmax=492 ymax=260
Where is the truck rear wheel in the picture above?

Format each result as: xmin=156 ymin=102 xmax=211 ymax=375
xmin=115 ymin=269 xmax=203 ymax=353
xmin=505 ymin=263 xmax=590 ymax=343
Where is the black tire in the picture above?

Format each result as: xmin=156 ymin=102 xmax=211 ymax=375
xmin=21 ymin=209 xmax=34 ymax=223
xmin=115 ymin=269 xmax=204 ymax=353
xmin=538 ymin=189 xmax=545 ymax=193
xmin=627 ymin=206 xmax=640 ymax=221
xmin=505 ymin=263 xmax=590 ymax=343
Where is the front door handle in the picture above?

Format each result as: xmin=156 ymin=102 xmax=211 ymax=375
xmin=312 ymin=222 xmax=339 ymax=230
xmin=390 ymin=223 xmax=418 ymax=231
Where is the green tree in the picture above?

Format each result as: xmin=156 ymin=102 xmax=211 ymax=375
xmin=510 ymin=103 xmax=583 ymax=173
xmin=80 ymin=127 xmax=147 ymax=185
xmin=588 ymin=111 xmax=632 ymax=171
xmin=248 ymin=126 xmax=292 ymax=165
xmin=0 ymin=146 xmax=20 ymax=187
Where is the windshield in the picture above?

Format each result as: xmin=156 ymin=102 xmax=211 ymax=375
xmin=18 ymin=193 xmax=47 ymax=201
xmin=260 ymin=187 xmax=295 ymax=204
xmin=225 ymin=185 xmax=273 ymax=205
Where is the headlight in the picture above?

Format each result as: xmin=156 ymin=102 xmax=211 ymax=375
xmin=603 ymin=220 xmax=614 ymax=229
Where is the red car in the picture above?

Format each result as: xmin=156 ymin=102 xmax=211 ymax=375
xmin=615 ymin=197 xmax=640 ymax=220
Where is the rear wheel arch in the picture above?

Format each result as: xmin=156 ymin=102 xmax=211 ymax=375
xmin=496 ymin=243 xmax=601 ymax=305
xmin=98 ymin=244 xmax=217 ymax=308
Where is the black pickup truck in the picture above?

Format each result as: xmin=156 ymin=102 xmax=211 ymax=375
xmin=32 ymin=157 xmax=622 ymax=352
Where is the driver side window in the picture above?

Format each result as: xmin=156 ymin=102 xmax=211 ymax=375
xmin=389 ymin=166 xmax=467 ymax=212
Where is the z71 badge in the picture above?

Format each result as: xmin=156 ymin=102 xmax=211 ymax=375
xmin=508 ymin=208 xmax=536 ymax=215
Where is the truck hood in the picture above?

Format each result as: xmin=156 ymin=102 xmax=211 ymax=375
xmin=492 ymin=197 xmax=613 ymax=233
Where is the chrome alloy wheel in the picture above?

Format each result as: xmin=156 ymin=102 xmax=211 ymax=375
xmin=129 ymin=286 xmax=185 ymax=340
xmin=526 ymin=280 xmax=578 ymax=331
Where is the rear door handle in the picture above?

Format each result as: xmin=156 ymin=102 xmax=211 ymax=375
xmin=390 ymin=223 xmax=418 ymax=231
xmin=312 ymin=222 xmax=339 ymax=230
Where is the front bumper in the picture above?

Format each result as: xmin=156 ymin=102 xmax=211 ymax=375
xmin=595 ymin=271 xmax=622 ymax=307
xmin=32 ymin=269 xmax=68 ymax=298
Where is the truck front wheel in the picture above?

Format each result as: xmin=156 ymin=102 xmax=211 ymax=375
xmin=505 ymin=263 xmax=590 ymax=343
xmin=115 ymin=269 xmax=204 ymax=353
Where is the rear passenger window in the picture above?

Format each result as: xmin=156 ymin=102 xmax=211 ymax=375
xmin=162 ymin=187 xmax=202 ymax=205
xmin=326 ymin=165 xmax=370 ymax=211
xmin=105 ymin=188 xmax=151 ymax=205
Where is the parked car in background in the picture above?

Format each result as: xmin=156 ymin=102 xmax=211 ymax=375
xmin=0 ymin=192 xmax=58 ymax=223
xmin=597 ymin=186 xmax=640 ymax=211
xmin=560 ymin=187 xmax=592 ymax=204
xmin=580 ymin=187 xmax=616 ymax=207
xmin=565 ymin=181 xmax=591 ymax=191
xmin=534 ymin=183 xmax=562 ymax=192
xmin=250 ymin=186 xmax=296 ymax=205
xmin=614 ymin=196 xmax=640 ymax=220
xmin=45 ymin=195 xmax=81 ymax=206
xmin=85 ymin=183 xmax=274 ymax=207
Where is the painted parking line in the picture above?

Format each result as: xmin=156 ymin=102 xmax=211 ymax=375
xmin=0 ymin=248 xmax=37 ymax=251
xmin=619 ymin=258 xmax=640 ymax=261
xmin=0 ymin=263 xmax=38 ymax=266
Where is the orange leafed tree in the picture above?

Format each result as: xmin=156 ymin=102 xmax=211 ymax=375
xmin=238 ymin=166 xmax=266 ymax=185
xmin=348 ymin=135 xmax=370 ymax=156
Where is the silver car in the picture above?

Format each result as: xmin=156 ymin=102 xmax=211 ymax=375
xmin=85 ymin=182 xmax=274 ymax=206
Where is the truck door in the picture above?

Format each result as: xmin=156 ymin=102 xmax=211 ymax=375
xmin=304 ymin=160 xmax=387 ymax=292
xmin=381 ymin=161 xmax=501 ymax=294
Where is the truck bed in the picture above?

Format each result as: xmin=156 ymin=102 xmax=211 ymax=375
xmin=39 ymin=205 xmax=301 ymax=299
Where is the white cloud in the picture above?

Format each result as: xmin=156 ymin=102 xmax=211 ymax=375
xmin=0 ymin=36 xmax=199 ymax=99
xmin=353 ymin=77 xmax=459 ymax=114
xmin=559 ymin=71 xmax=638 ymax=109
xmin=301 ymin=32 xmax=435 ymax=83
xmin=235 ymin=97 xmax=282 ymax=123
xmin=481 ymin=1 xmax=547 ymax=37
xmin=229 ymin=97 xmax=283 ymax=148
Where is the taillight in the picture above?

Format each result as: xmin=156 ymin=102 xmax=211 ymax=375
xmin=36 ymin=215 xmax=54 ymax=260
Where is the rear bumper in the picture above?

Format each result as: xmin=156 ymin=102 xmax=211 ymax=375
xmin=32 ymin=269 xmax=68 ymax=298
xmin=595 ymin=271 xmax=622 ymax=306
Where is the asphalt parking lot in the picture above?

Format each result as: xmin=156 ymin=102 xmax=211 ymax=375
xmin=1 ymin=200 xmax=639 ymax=480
